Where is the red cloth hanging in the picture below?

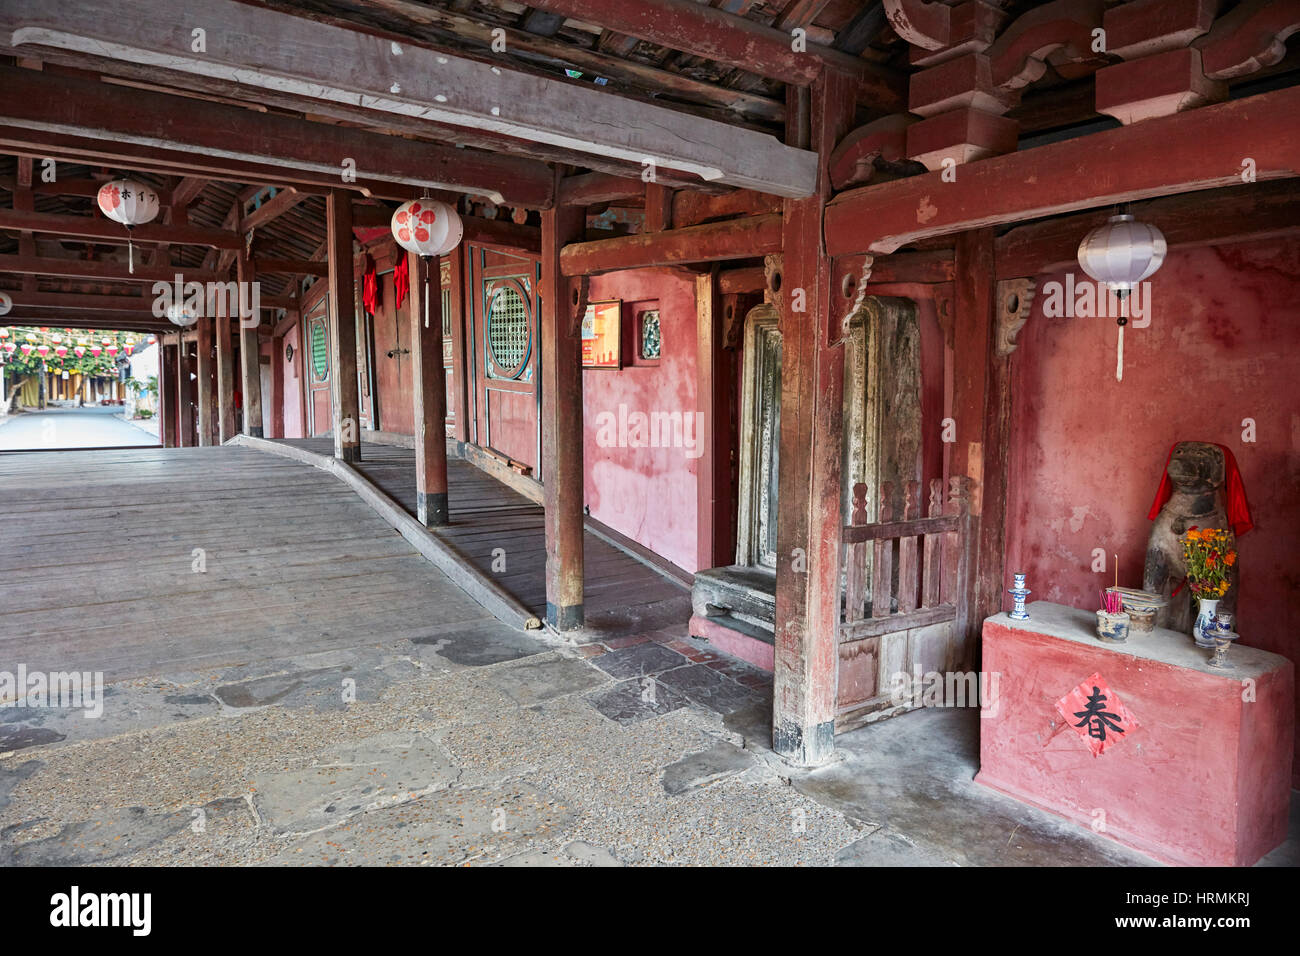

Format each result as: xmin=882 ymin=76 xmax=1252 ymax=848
xmin=1146 ymin=442 xmax=1254 ymax=536
xmin=362 ymin=253 xmax=380 ymax=316
xmin=393 ymin=253 xmax=410 ymax=311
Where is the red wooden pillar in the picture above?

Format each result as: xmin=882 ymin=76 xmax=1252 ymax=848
xmin=236 ymin=248 xmax=264 ymax=437
xmin=270 ymin=327 xmax=286 ymax=440
xmin=771 ymin=70 xmax=857 ymax=766
xmin=216 ymin=294 xmax=236 ymax=444
xmin=327 ymin=189 xmax=361 ymax=462
xmin=196 ymin=316 xmax=215 ymax=446
xmin=953 ymin=228 xmax=1007 ymax=656
xmin=176 ymin=333 xmax=194 ymax=446
xmin=409 ymin=251 xmax=450 ymax=525
xmin=540 ymin=192 xmax=587 ymax=631
xmin=159 ymin=339 xmax=177 ymax=448
xmin=447 ymin=246 xmax=471 ymax=445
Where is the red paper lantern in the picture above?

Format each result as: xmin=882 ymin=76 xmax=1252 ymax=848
xmin=74 ymin=346 xmax=86 ymax=358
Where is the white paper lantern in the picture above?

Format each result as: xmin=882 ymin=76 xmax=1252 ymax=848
xmin=0 ymin=291 xmax=10 ymax=316
xmin=166 ymin=302 xmax=200 ymax=327
xmin=1077 ymin=211 xmax=1167 ymax=384
xmin=97 ymin=178 xmax=161 ymax=275
xmin=391 ymin=199 xmax=462 ymax=258
xmin=1076 ymin=213 xmax=1167 ymax=294
xmin=96 ymin=178 xmax=160 ymax=228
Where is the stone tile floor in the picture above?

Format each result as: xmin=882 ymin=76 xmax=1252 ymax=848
xmin=1 ymin=620 xmax=1294 ymax=866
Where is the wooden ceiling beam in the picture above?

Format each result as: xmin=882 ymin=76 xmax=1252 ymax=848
xmin=239 ymin=187 xmax=307 ymax=234
xmin=330 ymin=0 xmax=786 ymax=124
xmin=0 ymin=0 xmax=816 ymax=197
xmin=0 ymin=208 xmax=240 ymax=248
xmin=995 ymin=179 xmax=1300 ymax=277
xmin=560 ymin=213 xmax=782 ymax=275
xmin=825 ymin=86 xmax=1300 ymax=256
xmin=0 ymin=311 xmax=171 ymax=332
xmin=0 ymin=175 xmax=174 ymax=206
xmin=4 ymin=290 xmax=151 ymax=311
xmin=0 ymin=65 xmax=553 ymax=208
xmin=253 ymin=258 xmax=329 ymax=277
xmin=524 ymin=0 xmax=904 ymax=107
xmin=0 ymin=253 xmax=221 ymax=283
xmin=558 ymin=172 xmax=645 ymax=207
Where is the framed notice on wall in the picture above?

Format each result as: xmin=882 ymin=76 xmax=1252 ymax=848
xmin=581 ymin=299 xmax=622 ymax=369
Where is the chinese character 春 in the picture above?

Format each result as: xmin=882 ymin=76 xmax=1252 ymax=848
xmin=1073 ymin=686 xmax=1124 ymax=741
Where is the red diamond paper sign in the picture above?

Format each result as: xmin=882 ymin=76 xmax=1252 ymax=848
xmin=1056 ymin=673 xmax=1137 ymax=756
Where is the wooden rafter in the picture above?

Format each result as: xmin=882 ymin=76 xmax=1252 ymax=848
xmin=0 ymin=0 xmax=818 ymax=197
xmin=523 ymin=0 xmax=905 ymax=105
xmin=0 ymin=66 xmax=553 ymax=208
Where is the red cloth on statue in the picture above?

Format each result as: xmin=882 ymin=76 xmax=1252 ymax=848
xmin=362 ymin=253 xmax=380 ymax=316
xmin=1146 ymin=442 xmax=1254 ymax=536
xmin=393 ymin=254 xmax=410 ymax=311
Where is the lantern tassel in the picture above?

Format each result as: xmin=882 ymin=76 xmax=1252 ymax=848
xmin=129 ymin=239 xmax=134 ymax=275
xmin=1116 ymin=323 xmax=1124 ymax=382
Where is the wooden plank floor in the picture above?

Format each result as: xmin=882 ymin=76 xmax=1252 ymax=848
xmin=276 ymin=439 xmax=690 ymax=636
xmin=0 ymin=446 xmax=500 ymax=681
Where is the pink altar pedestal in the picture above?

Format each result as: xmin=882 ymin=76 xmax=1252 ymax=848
xmin=976 ymin=602 xmax=1293 ymax=866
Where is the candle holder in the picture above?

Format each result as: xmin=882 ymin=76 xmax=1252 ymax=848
xmin=1008 ymin=572 xmax=1031 ymax=620
xmin=1207 ymin=630 xmax=1238 ymax=669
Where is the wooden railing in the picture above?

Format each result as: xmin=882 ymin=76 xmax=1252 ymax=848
xmin=841 ymin=476 xmax=973 ymax=641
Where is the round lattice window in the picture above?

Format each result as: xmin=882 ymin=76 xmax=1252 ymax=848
xmin=487 ymin=283 xmax=531 ymax=377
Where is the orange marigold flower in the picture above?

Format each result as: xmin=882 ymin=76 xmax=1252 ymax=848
xmin=1226 ymin=552 xmax=1237 ymax=566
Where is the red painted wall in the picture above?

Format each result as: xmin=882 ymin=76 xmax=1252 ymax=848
xmin=1004 ymin=237 xmax=1300 ymax=779
xmin=584 ymin=268 xmax=700 ymax=573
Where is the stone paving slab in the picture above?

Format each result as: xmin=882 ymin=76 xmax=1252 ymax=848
xmin=592 ymin=642 xmax=691 ymax=679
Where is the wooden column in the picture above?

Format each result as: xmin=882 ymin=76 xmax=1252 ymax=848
xmin=540 ymin=193 xmax=587 ymax=631
xmin=195 ymin=316 xmax=215 ymax=445
xmin=176 ymin=333 xmax=194 ymax=446
xmin=409 ymin=252 xmax=450 ymax=525
xmin=216 ymin=293 xmax=236 ymax=443
xmin=771 ymin=70 xmax=857 ymax=766
xmin=159 ymin=340 xmax=177 ymax=448
xmin=694 ymin=269 xmax=735 ymax=570
xmin=270 ymin=330 xmax=286 ymax=440
xmin=447 ymin=246 xmax=471 ymax=444
xmin=327 ymin=189 xmax=361 ymax=462
xmin=236 ymin=249 xmax=264 ymax=437
xmin=952 ymin=228 xmax=1006 ymax=660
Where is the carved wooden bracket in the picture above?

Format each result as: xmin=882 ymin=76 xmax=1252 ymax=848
xmin=995 ymin=277 xmax=1037 ymax=355
xmin=829 ymin=115 xmax=915 ymax=191
xmin=987 ymin=0 xmax=1106 ymax=92
xmin=763 ymin=253 xmax=784 ymax=310
xmin=568 ymin=273 xmax=590 ymax=339
xmin=1195 ymin=0 xmax=1300 ymax=80
xmin=721 ymin=293 xmax=745 ymax=351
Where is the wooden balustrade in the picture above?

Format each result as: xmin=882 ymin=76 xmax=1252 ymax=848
xmin=841 ymin=476 xmax=972 ymax=641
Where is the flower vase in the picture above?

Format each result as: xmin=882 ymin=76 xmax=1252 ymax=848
xmin=1193 ymin=598 xmax=1220 ymax=647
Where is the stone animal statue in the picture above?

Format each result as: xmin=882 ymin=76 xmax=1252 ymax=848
xmin=1144 ymin=441 xmax=1252 ymax=633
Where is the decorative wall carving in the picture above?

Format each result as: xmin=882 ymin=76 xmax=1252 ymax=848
xmin=995 ymin=277 xmax=1037 ymax=356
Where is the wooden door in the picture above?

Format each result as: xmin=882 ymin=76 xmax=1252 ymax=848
xmin=736 ymin=304 xmax=782 ymax=570
xmin=468 ymin=246 xmax=541 ymax=471
xmin=304 ymin=296 xmax=332 ymax=437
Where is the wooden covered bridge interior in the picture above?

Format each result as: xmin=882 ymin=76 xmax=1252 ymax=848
xmin=1 ymin=0 xmax=1298 ymax=780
